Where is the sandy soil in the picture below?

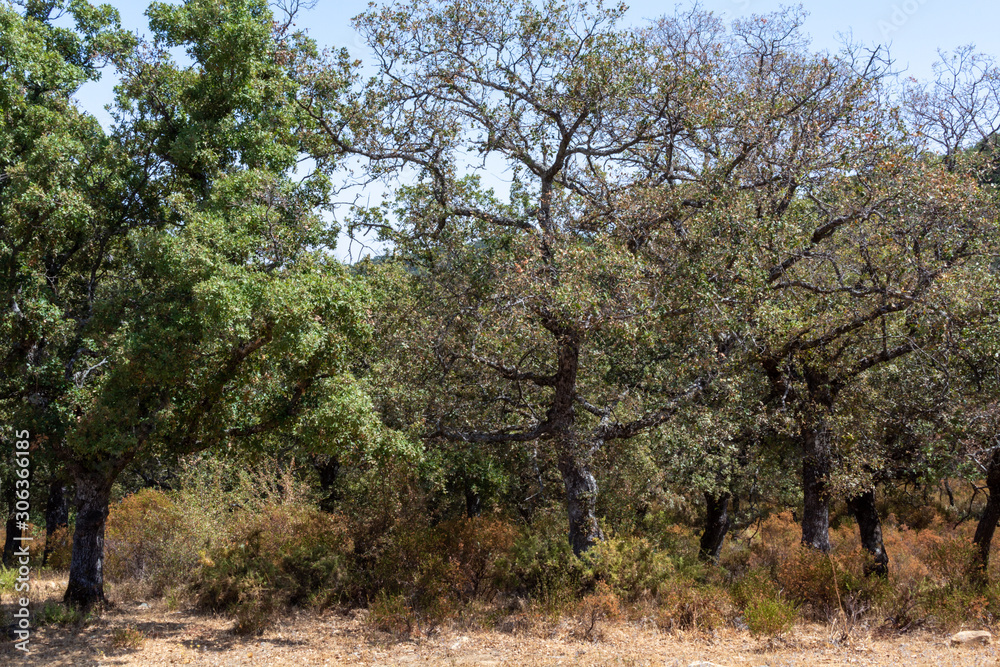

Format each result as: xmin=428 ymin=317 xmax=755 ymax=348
xmin=3 ymin=574 xmax=998 ymax=666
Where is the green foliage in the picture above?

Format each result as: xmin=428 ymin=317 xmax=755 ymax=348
xmin=36 ymin=601 xmax=97 ymax=627
xmin=744 ymin=597 xmax=799 ymax=637
xmin=503 ymin=513 xmax=584 ymax=603
xmin=0 ymin=567 xmax=19 ymax=595
xmin=580 ymin=536 xmax=678 ymax=602
xmin=731 ymin=568 xmax=798 ymax=637
xmin=3 ymin=0 xmax=1000 ymax=627
xmin=193 ymin=504 xmax=352 ymax=632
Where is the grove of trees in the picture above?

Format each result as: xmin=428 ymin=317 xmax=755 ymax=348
xmin=2 ymin=0 xmax=1000 ymax=616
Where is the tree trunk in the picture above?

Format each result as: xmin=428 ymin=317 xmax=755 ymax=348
xmin=2 ymin=509 xmax=21 ymax=568
xmin=699 ymin=490 xmax=731 ymax=562
xmin=310 ymin=454 xmax=340 ymax=512
xmin=558 ymin=452 xmax=603 ymax=557
xmin=801 ymin=422 xmax=832 ymax=552
xmin=43 ymin=477 xmax=70 ymax=567
xmin=2 ymin=463 xmax=31 ymax=567
xmin=847 ymin=488 xmax=888 ymax=577
xmin=465 ymin=488 xmax=482 ymax=518
xmin=971 ymin=448 xmax=1000 ymax=583
xmin=64 ymin=468 xmax=115 ymax=609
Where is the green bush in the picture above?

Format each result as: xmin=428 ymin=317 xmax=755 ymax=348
xmin=581 ymin=535 xmax=677 ymax=602
xmin=745 ymin=596 xmax=798 ymax=636
xmin=502 ymin=513 xmax=582 ymax=603
xmin=36 ymin=601 xmax=96 ymax=627
xmin=731 ymin=566 xmax=798 ymax=636
xmin=193 ymin=504 xmax=353 ymax=632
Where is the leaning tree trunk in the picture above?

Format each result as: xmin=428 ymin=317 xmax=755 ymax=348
xmin=801 ymin=421 xmax=832 ymax=552
xmin=64 ymin=468 xmax=116 ymax=609
xmin=43 ymin=477 xmax=70 ymax=567
xmin=847 ymin=488 xmax=888 ymax=576
xmin=971 ymin=448 xmax=1000 ymax=584
xmin=699 ymin=491 xmax=731 ymax=562
xmin=557 ymin=451 xmax=604 ymax=557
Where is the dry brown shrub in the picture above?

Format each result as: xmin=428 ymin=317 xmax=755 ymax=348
xmin=109 ymin=624 xmax=146 ymax=651
xmin=439 ymin=517 xmax=518 ymax=601
xmin=655 ymin=580 xmax=733 ymax=632
xmin=43 ymin=526 xmax=73 ymax=570
xmin=105 ymin=489 xmax=199 ymax=594
xmin=575 ymin=582 xmax=620 ymax=640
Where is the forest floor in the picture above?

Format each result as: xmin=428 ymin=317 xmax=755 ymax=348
xmin=3 ymin=573 xmax=998 ymax=666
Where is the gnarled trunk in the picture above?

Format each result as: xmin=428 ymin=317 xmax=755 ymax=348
xmin=971 ymin=448 xmax=1000 ymax=584
xmin=699 ymin=490 xmax=731 ymax=562
xmin=64 ymin=468 xmax=115 ymax=609
xmin=558 ymin=452 xmax=603 ymax=557
xmin=848 ymin=488 xmax=888 ymax=576
xmin=43 ymin=477 xmax=70 ymax=567
xmin=801 ymin=421 xmax=832 ymax=552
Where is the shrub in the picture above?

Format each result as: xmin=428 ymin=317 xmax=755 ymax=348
xmin=581 ymin=536 xmax=677 ymax=602
xmin=0 ymin=567 xmax=18 ymax=595
xmin=109 ymin=625 xmax=146 ymax=651
xmin=503 ymin=513 xmax=583 ymax=604
xmin=776 ymin=547 xmax=848 ymax=619
xmin=232 ymin=573 xmax=278 ymax=636
xmin=105 ymin=489 xmax=200 ymax=594
xmin=438 ymin=517 xmax=518 ymax=601
xmin=575 ymin=582 xmax=620 ymax=640
xmin=193 ymin=503 xmax=353 ymax=632
xmin=36 ymin=601 xmax=96 ymax=627
xmin=368 ymin=592 xmax=418 ymax=637
xmin=745 ymin=596 xmax=798 ymax=637
xmin=655 ymin=580 xmax=733 ymax=631
xmin=43 ymin=526 xmax=73 ymax=570
xmin=729 ymin=566 xmax=798 ymax=636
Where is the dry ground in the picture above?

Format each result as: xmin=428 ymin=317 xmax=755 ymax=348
xmin=3 ymin=573 xmax=999 ymax=666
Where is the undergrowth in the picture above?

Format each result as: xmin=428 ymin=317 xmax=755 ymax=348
xmin=91 ymin=460 xmax=1000 ymax=638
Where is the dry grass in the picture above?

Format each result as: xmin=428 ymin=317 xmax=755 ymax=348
xmin=3 ymin=573 xmax=998 ymax=666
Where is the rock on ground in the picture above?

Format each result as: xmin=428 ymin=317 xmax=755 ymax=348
xmin=949 ymin=630 xmax=992 ymax=646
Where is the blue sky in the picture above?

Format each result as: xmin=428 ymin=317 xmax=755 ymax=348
xmin=75 ymin=0 xmax=1000 ymax=126
xmin=68 ymin=0 xmax=1000 ymax=260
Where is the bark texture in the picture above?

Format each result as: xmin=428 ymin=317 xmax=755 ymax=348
xmin=699 ymin=491 xmax=731 ymax=561
xmin=801 ymin=421 xmax=832 ymax=552
xmin=558 ymin=451 xmax=603 ymax=557
xmin=64 ymin=468 xmax=116 ymax=609
xmin=848 ymin=488 xmax=889 ymax=576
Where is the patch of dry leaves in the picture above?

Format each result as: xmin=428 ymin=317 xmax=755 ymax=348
xmin=3 ymin=574 xmax=998 ymax=666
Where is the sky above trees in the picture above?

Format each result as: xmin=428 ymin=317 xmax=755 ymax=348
xmin=72 ymin=0 xmax=1000 ymax=126
xmin=65 ymin=0 xmax=1000 ymax=264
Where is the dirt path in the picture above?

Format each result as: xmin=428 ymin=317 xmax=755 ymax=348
xmin=3 ymin=575 xmax=998 ymax=666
